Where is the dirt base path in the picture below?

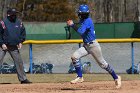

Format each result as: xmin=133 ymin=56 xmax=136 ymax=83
xmin=0 ymin=80 xmax=140 ymax=93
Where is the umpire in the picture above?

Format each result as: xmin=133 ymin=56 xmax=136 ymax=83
xmin=0 ymin=8 xmax=31 ymax=84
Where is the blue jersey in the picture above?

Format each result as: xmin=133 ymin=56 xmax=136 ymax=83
xmin=77 ymin=17 xmax=96 ymax=43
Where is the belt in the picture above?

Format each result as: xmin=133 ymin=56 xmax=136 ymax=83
xmin=85 ymin=40 xmax=96 ymax=45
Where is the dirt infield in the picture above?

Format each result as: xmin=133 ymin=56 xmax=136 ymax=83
xmin=0 ymin=80 xmax=140 ymax=93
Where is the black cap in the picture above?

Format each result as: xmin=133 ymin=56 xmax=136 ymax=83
xmin=7 ymin=8 xmax=18 ymax=15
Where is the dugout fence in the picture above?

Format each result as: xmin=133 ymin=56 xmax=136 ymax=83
xmin=23 ymin=39 xmax=140 ymax=74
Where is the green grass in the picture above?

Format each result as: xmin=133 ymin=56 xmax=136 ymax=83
xmin=0 ymin=73 xmax=140 ymax=84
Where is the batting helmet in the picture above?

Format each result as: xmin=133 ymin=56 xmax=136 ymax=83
xmin=77 ymin=4 xmax=90 ymax=19
xmin=78 ymin=4 xmax=90 ymax=13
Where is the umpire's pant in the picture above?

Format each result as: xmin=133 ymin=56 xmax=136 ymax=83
xmin=0 ymin=45 xmax=27 ymax=81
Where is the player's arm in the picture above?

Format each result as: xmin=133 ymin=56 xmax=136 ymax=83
xmin=72 ymin=25 xmax=79 ymax=31
xmin=71 ymin=24 xmax=79 ymax=31
xmin=67 ymin=20 xmax=90 ymax=35
xmin=77 ymin=23 xmax=90 ymax=35
xmin=67 ymin=20 xmax=79 ymax=31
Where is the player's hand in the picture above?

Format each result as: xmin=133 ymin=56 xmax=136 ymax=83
xmin=67 ymin=20 xmax=74 ymax=26
xmin=17 ymin=43 xmax=22 ymax=49
xmin=2 ymin=44 xmax=7 ymax=50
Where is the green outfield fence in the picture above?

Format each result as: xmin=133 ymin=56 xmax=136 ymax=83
xmin=24 ymin=22 xmax=140 ymax=40
xmin=23 ymin=22 xmax=140 ymax=74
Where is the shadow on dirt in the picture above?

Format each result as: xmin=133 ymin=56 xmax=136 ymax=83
xmin=0 ymin=83 xmax=12 ymax=84
xmin=61 ymin=88 xmax=86 ymax=90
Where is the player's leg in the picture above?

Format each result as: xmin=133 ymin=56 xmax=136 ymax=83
xmin=71 ymin=47 xmax=88 ymax=84
xmin=84 ymin=41 xmax=121 ymax=88
xmin=0 ymin=47 xmax=6 ymax=73
xmin=8 ymin=46 xmax=31 ymax=83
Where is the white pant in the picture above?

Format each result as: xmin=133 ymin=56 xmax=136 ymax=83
xmin=71 ymin=40 xmax=108 ymax=69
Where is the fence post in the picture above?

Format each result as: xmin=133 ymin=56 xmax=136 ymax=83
xmin=29 ymin=44 xmax=33 ymax=74
xmin=131 ymin=42 xmax=134 ymax=74
xmin=79 ymin=43 xmax=81 ymax=48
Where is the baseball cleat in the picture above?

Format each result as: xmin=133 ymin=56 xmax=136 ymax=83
xmin=70 ymin=77 xmax=84 ymax=84
xmin=115 ymin=75 xmax=121 ymax=89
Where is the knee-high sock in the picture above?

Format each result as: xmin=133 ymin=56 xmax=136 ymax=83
xmin=73 ymin=61 xmax=82 ymax=77
xmin=105 ymin=64 xmax=118 ymax=80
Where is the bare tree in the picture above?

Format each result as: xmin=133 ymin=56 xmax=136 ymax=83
xmin=0 ymin=0 xmax=6 ymax=19
xmin=0 ymin=0 xmax=3 ymax=19
xmin=1 ymin=0 xmax=140 ymax=22
xmin=0 ymin=0 xmax=19 ymax=19
xmin=22 ymin=0 xmax=26 ymax=18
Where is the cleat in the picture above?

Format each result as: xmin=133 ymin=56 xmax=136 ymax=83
xmin=70 ymin=77 xmax=84 ymax=84
xmin=21 ymin=79 xmax=32 ymax=84
xmin=115 ymin=75 xmax=121 ymax=89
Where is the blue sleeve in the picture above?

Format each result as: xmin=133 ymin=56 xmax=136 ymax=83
xmin=77 ymin=20 xmax=90 ymax=35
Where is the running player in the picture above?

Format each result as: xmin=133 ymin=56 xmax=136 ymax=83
xmin=67 ymin=4 xmax=121 ymax=89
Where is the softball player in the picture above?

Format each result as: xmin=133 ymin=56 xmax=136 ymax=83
xmin=67 ymin=4 xmax=121 ymax=89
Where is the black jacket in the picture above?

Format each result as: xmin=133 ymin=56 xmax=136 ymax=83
xmin=0 ymin=18 xmax=26 ymax=45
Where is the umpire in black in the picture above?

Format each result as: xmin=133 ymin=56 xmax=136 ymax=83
xmin=0 ymin=8 xmax=31 ymax=84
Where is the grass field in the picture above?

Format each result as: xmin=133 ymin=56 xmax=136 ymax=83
xmin=0 ymin=73 xmax=140 ymax=84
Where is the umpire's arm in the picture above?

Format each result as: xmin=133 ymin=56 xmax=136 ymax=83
xmin=0 ymin=22 xmax=4 ymax=45
xmin=20 ymin=22 xmax=26 ymax=43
